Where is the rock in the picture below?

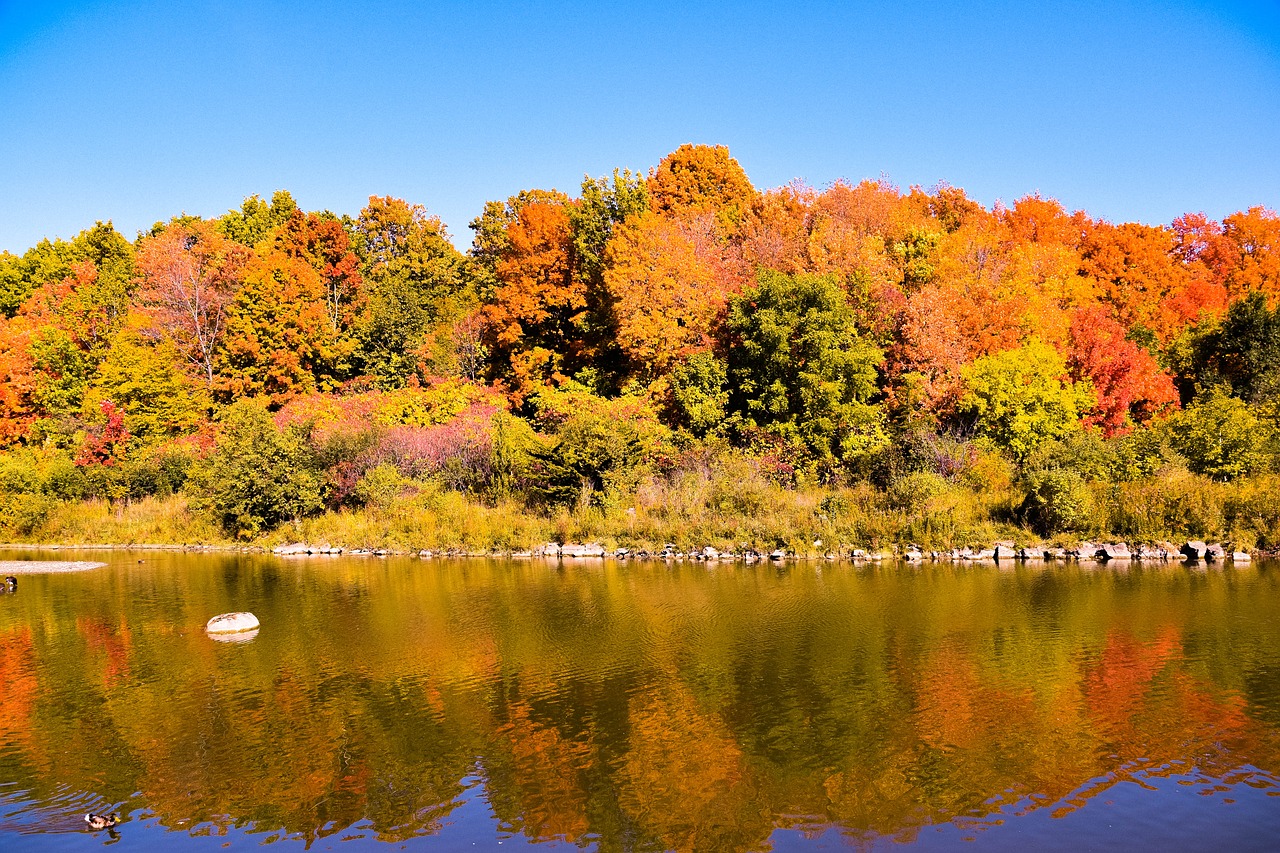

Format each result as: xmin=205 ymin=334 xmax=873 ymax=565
xmin=1205 ymin=543 xmax=1225 ymax=562
xmin=769 ymin=549 xmax=786 ymax=561
xmin=903 ymin=549 xmax=923 ymax=563
xmin=993 ymin=542 xmax=1017 ymax=560
xmin=1182 ymin=540 xmax=1207 ymax=560
xmin=206 ymin=612 xmax=260 ymax=635
xmin=1097 ymin=543 xmax=1132 ymax=561
xmin=537 ymin=542 xmax=561 ymax=557
xmin=701 ymin=546 xmax=720 ymax=560
xmin=560 ymin=543 xmax=605 ymax=558
xmin=1232 ymin=551 xmax=1252 ymax=562
xmin=273 ymin=542 xmax=308 ymax=555
xmin=849 ymin=549 xmax=867 ymax=560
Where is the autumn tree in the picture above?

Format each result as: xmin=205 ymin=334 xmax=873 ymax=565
xmin=135 ymin=220 xmax=250 ymax=387
xmin=1066 ymin=305 xmax=1177 ymax=436
xmin=648 ymin=144 xmax=756 ymax=231
xmin=215 ymin=251 xmax=347 ymax=404
xmin=274 ymin=210 xmax=364 ymax=333
xmin=481 ymin=198 xmax=585 ymax=404
xmin=603 ymin=212 xmax=741 ymax=381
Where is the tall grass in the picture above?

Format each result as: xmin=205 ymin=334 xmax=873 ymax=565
xmin=3 ymin=465 xmax=1278 ymax=551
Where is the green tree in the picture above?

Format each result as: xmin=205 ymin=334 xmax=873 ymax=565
xmin=1165 ymin=387 xmax=1266 ymax=480
xmin=1179 ymin=291 xmax=1280 ymax=404
xmin=667 ymin=352 xmax=728 ymax=437
xmin=82 ymin=319 xmax=211 ymax=441
xmin=958 ymin=338 xmax=1094 ymax=460
xmin=353 ymin=197 xmax=468 ymax=387
xmin=724 ymin=271 xmax=886 ymax=469
xmin=191 ymin=400 xmax=325 ymax=538
xmin=218 ymin=191 xmax=299 ymax=248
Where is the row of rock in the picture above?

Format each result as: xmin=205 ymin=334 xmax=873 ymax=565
xmin=268 ymin=540 xmax=1253 ymax=563
xmin=901 ymin=540 xmax=1249 ymax=563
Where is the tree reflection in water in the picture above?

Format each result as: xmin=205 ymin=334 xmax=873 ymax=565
xmin=0 ymin=553 xmax=1278 ymax=851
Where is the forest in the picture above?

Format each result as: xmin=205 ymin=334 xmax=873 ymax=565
xmin=1 ymin=143 xmax=1279 ymax=551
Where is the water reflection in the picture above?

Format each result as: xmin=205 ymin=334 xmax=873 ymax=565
xmin=0 ymin=552 xmax=1279 ymax=850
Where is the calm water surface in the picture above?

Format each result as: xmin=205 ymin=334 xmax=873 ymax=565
xmin=1 ymin=549 xmax=1279 ymax=851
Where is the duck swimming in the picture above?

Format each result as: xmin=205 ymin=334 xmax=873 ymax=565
xmin=1 ymin=576 xmax=15 ymax=592
xmin=85 ymin=812 xmax=119 ymax=830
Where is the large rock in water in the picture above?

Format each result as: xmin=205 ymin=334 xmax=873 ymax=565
xmin=1181 ymin=540 xmax=1207 ymax=560
xmin=206 ymin=612 xmax=260 ymax=635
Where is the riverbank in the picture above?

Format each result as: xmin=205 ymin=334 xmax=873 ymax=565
xmin=4 ymin=462 xmax=1280 ymax=559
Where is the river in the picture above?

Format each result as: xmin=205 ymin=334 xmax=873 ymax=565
xmin=1 ymin=548 xmax=1278 ymax=851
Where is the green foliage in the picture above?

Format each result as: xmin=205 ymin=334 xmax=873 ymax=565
xmin=353 ymin=197 xmax=469 ymax=387
xmin=353 ymin=463 xmax=407 ymax=509
xmin=959 ymin=338 xmax=1094 ymax=461
xmin=190 ymin=401 xmax=325 ymax=538
xmin=571 ymin=169 xmax=649 ymax=287
xmin=218 ymin=191 xmax=299 ymax=248
xmin=1177 ymin=291 xmax=1280 ymax=404
xmin=667 ymin=352 xmax=729 ymax=437
xmin=1164 ymin=387 xmax=1267 ymax=480
xmin=1021 ymin=469 xmax=1096 ymax=535
xmin=0 ymin=222 xmax=133 ymax=319
xmin=724 ymin=271 xmax=887 ymax=470
xmin=83 ymin=324 xmax=211 ymax=441
xmin=526 ymin=385 xmax=664 ymax=507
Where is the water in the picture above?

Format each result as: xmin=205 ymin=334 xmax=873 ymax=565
xmin=1 ymin=550 xmax=1278 ymax=851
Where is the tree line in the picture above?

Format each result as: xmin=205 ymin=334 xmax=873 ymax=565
xmin=1 ymin=143 xmax=1279 ymax=543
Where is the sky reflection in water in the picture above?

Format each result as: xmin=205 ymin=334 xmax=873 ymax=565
xmin=0 ymin=550 xmax=1278 ymax=851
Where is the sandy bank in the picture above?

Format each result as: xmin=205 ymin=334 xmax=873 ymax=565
xmin=0 ymin=560 xmax=108 ymax=574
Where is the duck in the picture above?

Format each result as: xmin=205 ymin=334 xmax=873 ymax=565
xmin=85 ymin=812 xmax=119 ymax=830
xmin=1 ymin=576 xmax=15 ymax=592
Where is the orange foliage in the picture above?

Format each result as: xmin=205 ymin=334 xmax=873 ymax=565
xmin=1067 ymin=305 xmax=1178 ymax=436
xmin=648 ymin=143 xmax=756 ymax=230
xmin=604 ymin=212 xmax=747 ymax=379
xmin=482 ymin=200 xmax=583 ymax=403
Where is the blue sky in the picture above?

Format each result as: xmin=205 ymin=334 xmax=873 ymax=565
xmin=0 ymin=0 xmax=1277 ymax=252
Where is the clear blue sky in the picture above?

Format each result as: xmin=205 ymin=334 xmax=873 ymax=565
xmin=1 ymin=0 xmax=1277 ymax=253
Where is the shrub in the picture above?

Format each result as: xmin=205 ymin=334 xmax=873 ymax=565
xmin=1021 ymin=469 xmax=1095 ymax=535
xmin=1165 ymin=388 xmax=1267 ymax=480
xmin=190 ymin=400 xmax=325 ymax=538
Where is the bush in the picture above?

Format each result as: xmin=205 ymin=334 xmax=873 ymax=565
xmin=1165 ymin=388 xmax=1267 ymax=480
xmin=190 ymin=401 xmax=325 ymax=538
xmin=1021 ymin=469 xmax=1095 ymax=535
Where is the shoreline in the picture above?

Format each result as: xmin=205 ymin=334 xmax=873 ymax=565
xmin=0 ymin=540 xmax=1265 ymax=564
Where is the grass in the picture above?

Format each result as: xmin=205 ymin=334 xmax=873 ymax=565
xmin=3 ymin=464 xmax=1278 ymax=553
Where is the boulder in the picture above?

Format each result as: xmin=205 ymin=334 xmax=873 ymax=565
xmin=1232 ymin=551 xmax=1252 ymax=562
xmin=560 ymin=543 xmax=606 ymax=558
xmin=769 ymin=549 xmax=786 ymax=561
xmin=206 ymin=612 xmax=260 ymax=635
xmin=1097 ymin=543 xmax=1132 ymax=561
xmin=1205 ymin=543 xmax=1225 ymax=562
xmin=993 ymin=542 xmax=1017 ymax=560
xmin=701 ymin=546 xmax=720 ymax=560
xmin=903 ymin=549 xmax=923 ymax=562
xmin=1182 ymin=540 xmax=1207 ymax=560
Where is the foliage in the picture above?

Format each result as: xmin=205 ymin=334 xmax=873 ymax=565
xmin=1020 ymin=469 xmax=1096 ymax=535
xmin=190 ymin=400 xmax=325 ymax=537
xmin=1164 ymin=387 xmax=1267 ymax=480
xmin=724 ymin=271 xmax=886 ymax=471
xmin=959 ymin=338 xmax=1095 ymax=460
